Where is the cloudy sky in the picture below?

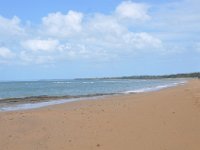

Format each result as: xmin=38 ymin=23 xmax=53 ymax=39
xmin=0 ymin=0 xmax=199 ymax=80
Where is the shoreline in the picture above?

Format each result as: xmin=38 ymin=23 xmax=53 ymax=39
xmin=0 ymin=79 xmax=200 ymax=149
xmin=0 ymin=79 xmax=187 ymax=112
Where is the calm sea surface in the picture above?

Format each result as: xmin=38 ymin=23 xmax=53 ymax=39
xmin=0 ymin=78 xmax=186 ymax=99
xmin=0 ymin=78 xmax=186 ymax=111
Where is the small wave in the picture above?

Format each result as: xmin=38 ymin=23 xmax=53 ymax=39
xmin=101 ymin=80 xmax=123 ymax=83
xmin=101 ymin=79 xmax=148 ymax=83
xmin=82 ymin=82 xmax=94 ymax=84
xmin=0 ymin=98 xmax=80 ymax=112
xmin=56 ymin=80 xmax=95 ymax=84
xmin=123 ymin=81 xmax=186 ymax=94
xmin=0 ymin=95 xmax=107 ymax=112
xmin=25 ymin=83 xmax=33 ymax=85
xmin=53 ymin=82 xmax=72 ymax=84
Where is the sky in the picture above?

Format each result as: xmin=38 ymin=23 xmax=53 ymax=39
xmin=0 ymin=0 xmax=200 ymax=80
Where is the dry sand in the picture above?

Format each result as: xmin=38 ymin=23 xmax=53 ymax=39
xmin=0 ymin=79 xmax=200 ymax=150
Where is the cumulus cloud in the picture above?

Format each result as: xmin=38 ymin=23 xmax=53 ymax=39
xmin=1 ymin=0 xmax=198 ymax=65
xmin=0 ymin=47 xmax=15 ymax=59
xmin=19 ymin=50 xmax=55 ymax=64
xmin=17 ymin=1 xmax=160 ymax=64
xmin=129 ymin=32 xmax=162 ymax=49
xmin=41 ymin=10 xmax=83 ymax=38
xmin=115 ymin=1 xmax=150 ymax=21
xmin=0 ymin=16 xmax=24 ymax=37
xmin=21 ymin=39 xmax=60 ymax=52
xmin=20 ymin=39 xmax=62 ymax=64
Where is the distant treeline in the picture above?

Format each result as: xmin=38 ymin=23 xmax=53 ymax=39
xmin=106 ymin=72 xmax=200 ymax=79
xmin=77 ymin=72 xmax=200 ymax=80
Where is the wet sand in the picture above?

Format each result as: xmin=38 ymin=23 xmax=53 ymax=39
xmin=0 ymin=79 xmax=200 ymax=150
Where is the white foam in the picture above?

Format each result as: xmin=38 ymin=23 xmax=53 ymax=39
xmin=53 ymin=81 xmax=72 ymax=84
xmin=101 ymin=79 xmax=147 ymax=83
xmin=123 ymin=81 xmax=186 ymax=94
xmin=0 ymin=97 xmax=89 ymax=112
xmin=82 ymin=82 xmax=94 ymax=84
xmin=102 ymin=80 xmax=122 ymax=83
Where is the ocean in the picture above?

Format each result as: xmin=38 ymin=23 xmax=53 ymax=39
xmin=0 ymin=78 xmax=186 ymax=111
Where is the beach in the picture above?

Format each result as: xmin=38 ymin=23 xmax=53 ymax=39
xmin=0 ymin=79 xmax=200 ymax=150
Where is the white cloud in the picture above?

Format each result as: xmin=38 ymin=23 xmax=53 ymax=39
xmin=0 ymin=47 xmax=15 ymax=59
xmin=115 ymin=1 xmax=150 ymax=21
xmin=20 ymin=50 xmax=55 ymax=64
xmin=20 ymin=39 xmax=62 ymax=64
xmin=16 ymin=4 xmax=162 ymax=64
xmin=128 ymin=32 xmax=162 ymax=49
xmin=1 ymin=0 xmax=198 ymax=65
xmin=80 ymin=14 xmax=161 ymax=56
xmin=41 ymin=10 xmax=83 ymax=38
xmin=16 ymin=5 xmax=161 ymax=64
xmin=21 ymin=39 xmax=60 ymax=52
xmin=86 ymin=14 xmax=126 ymax=36
xmin=0 ymin=16 xmax=24 ymax=37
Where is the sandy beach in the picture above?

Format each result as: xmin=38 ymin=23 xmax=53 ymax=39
xmin=0 ymin=79 xmax=200 ymax=150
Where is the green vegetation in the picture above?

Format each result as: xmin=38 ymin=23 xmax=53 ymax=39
xmin=77 ymin=72 xmax=200 ymax=80
xmin=111 ymin=72 xmax=200 ymax=79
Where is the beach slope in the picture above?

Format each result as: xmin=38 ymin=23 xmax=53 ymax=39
xmin=0 ymin=80 xmax=200 ymax=150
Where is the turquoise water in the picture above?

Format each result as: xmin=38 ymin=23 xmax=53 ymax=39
xmin=0 ymin=78 xmax=186 ymax=99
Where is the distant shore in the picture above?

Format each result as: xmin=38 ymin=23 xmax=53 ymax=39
xmin=0 ymin=79 xmax=200 ymax=150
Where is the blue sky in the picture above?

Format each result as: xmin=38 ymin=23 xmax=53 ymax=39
xmin=0 ymin=0 xmax=200 ymax=80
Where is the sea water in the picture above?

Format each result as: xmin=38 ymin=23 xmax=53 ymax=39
xmin=0 ymin=78 xmax=186 ymax=111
